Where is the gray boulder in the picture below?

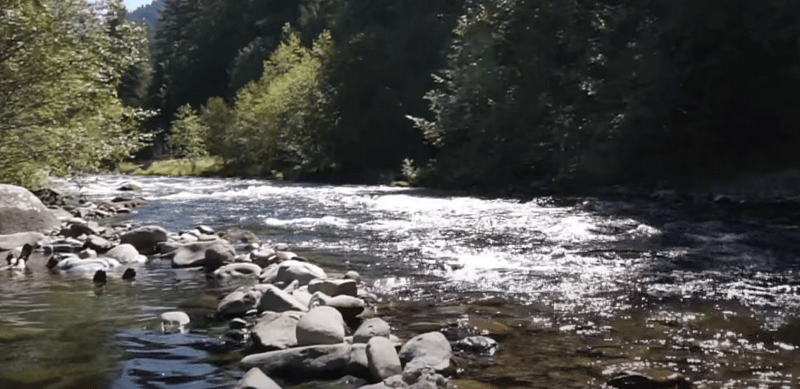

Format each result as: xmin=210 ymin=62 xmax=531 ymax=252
xmin=172 ymin=240 xmax=235 ymax=269
xmin=50 ymin=255 xmax=121 ymax=278
xmin=367 ymin=336 xmax=402 ymax=381
xmin=233 ymin=367 xmax=282 ymax=389
xmin=251 ymin=311 xmax=303 ymax=351
xmin=345 ymin=343 xmax=371 ymax=378
xmin=398 ymin=332 xmax=452 ymax=373
xmin=296 ymin=306 xmax=346 ymax=346
xmin=218 ymin=286 xmax=264 ymax=317
xmin=105 ymin=243 xmax=146 ymax=264
xmin=308 ymin=278 xmax=357 ymax=297
xmin=0 ymin=184 xmax=59 ymax=234
xmin=354 ymin=318 xmax=392 ymax=344
xmin=0 ymin=232 xmax=44 ymax=250
xmin=241 ymin=343 xmax=352 ymax=378
xmin=309 ymin=292 xmax=366 ymax=324
xmin=213 ymin=263 xmax=263 ymax=280
xmin=120 ymin=226 xmax=168 ymax=255
xmin=250 ymin=248 xmax=277 ymax=267
xmin=260 ymin=260 xmax=326 ymax=286
xmin=85 ymin=234 xmax=114 ymax=253
xmin=257 ymin=284 xmax=308 ymax=313
xmin=160 ymin=311 xmax=190 ymax=333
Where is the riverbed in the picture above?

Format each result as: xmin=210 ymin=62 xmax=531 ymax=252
xmin=1 ymin=175 xmax=799 ymax=388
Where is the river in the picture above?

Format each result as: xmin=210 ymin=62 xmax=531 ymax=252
xmin=1 ymin=175 xmax=799 ymax=388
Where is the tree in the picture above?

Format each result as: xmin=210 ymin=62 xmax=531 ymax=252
xmin=169 ymin=104 xmax=209 ymax=172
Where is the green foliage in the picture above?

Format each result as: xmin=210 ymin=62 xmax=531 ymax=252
xmin=0 ymin=0 xmax=152 ymax=188
xmin=169 ymin=104 xmax=209 ymax=171
xmin=199 ymin=97 xmax=236 ymax=158
xmin=225 ymin=28 xmax=338 ymax=176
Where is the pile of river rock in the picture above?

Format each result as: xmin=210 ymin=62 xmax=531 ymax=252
xmin=0 ymin=182 xmax=501 ymax=389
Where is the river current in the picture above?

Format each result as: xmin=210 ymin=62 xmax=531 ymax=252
xmin=1 ymin=175 xmax=799 ymax=388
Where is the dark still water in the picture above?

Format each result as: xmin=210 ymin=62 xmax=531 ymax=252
xmin=2 ymin=175 xmax=800 ymax=388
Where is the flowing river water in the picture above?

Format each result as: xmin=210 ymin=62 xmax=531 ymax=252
xmin=1 ymin=175 xmax=800 ymax=389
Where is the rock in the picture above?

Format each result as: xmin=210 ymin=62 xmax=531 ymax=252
xmin=218 ymin=286 xmax=264 ymax=317
xmin=233 ymin=367 xmax=282 ymax=389
xmin=122 ymin=268 xmax=136 ymax=281
xmin=120 ymin=226 xmax=168 ymax=255
xmin=310 ymin=292 xmax=366 ymax=325
xmin=344 ymin=271 xmax=362 ymax=283
xmin=172 ymin=240 xmax=235 ymax=269
xmin=0 ymin=184 xmax=60 ymax=234
xmin=49 ymin=255 xmax=121 ymax=278
xmin=61 ymin=220 xmax=103 ymax=238
xmin=308 ymin=278 xmax=358 ymax=297
xmin=455 ymin=336 xmax=498 ymax=356
xmin=606 ymin=373 xmax=692 ymax=389
xmin=230 ymin=318 xmax=249 ymax=330
xmin=0 ymin=232 xmax=44 ymax=251
xmin=292 ymin=289 xmax=313 ymax=307
xmin=78 ymin=248 xmax=97 ymax=259
xmin=156 ymin=241 xmax=181 ymax=255
xmin=93 ymin=269 xmax=107 ymax=284
xmin=85 ymin=235 xmax=114 ymax=253
xmin=251 ymin=248 xmax=277 ymax=267
xmin=260 ymin=260 xmax=327 ymax=286
xmin=345 ymin=343 xmax=371 ymax=378
xmin=241 ymin=343 xmax=352 ymax=378
xmin=105 ymin=243 xmax=146 ymax=264
xmin=117 ymin=182 xmax=142 ymax=191
xmin=197 ymin=225 xmax=215 ymax=235
xmin=160 ymin=311 xmax=190 ymax=333
xmin=296 ymin=306 xmax=346 ymax=346
xmin=367 ymin=336 xmax=402 ymax=381
xmin=225 ymin=228 xmax=261 ymax=244
xmin=251 ymin=311 xmax=303 ymax=351
xmin=213 ymin=263 xmax=263 ymax=280
xmin=257 ymin=284 xmax=308 ymax=313
xmin=398 ymin=332 xmax=452 ymax=373
xmin=401 ymin=367 xmax=449 ymax=389
xmin=275 ymin=251 xmax=297 ymax=261
xmin=354 ymin=318 xmax=392 ymax=344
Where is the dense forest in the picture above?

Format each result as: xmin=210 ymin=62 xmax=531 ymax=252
xmin=3 ymin=0 xmax=800 ymax=193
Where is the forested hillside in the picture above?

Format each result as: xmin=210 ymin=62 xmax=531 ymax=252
xmin=3 ymin=0 xmax=800 ymax=193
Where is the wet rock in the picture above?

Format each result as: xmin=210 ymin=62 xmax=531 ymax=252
xmin=0 ymin=184 xmax=60 ymax=234
xmin=85 ymin=235 xmax=114 ymax=253
xmin=241 ymin=343 xmax=352 ymax=378
xmin=172 ymin=240 xmax=235 ymax=269
xmin=606 ymin=373 xmax=691 ymax=389
xmin=310 ymin=292 xmax=366 ymax=325
xmin=344 ymin=271 xmax=362 ymax=283
xmin=49 ymin=255 xmax=121 ymax=278
xmin=160 ymin=311 xmax=190 ymax=333
xmin=260 ymin=260 xmax=327 ymax=286
xmin=275 ymin=251 xmax=298 ymax=261
xmin=345 ymin=343 xmax=371 ymax=378
xmin=197 ymin=225 xmax=215 ymax=235
xmin=213 ymin=263 xmax=263 ymax=280
xmin=93 ymin=269 xmax=107 ymax=284
xmin=120 ymin=226 xmax=168 ymax=255
xmin=234 ymin=367 xmax=282 ymax=389
xmin=61 ymin=220 xmax=103 ymax=238
xmin=230 ymin=318 xmax=249 ymax=329
xmin=117 ymin=182 xmax=142 ymax=191
xmin=308 ymin=278 xmax=358 ymax=297
xmin=218 ymin=286 xmax=265 ymax=317
xmin=156 ymin=240 xmax=181 ymax=255
xmin=367 ymin=336 xmax=402 ymax=381
xmin=251 ymin=311 xmax=303 ymax=351
xmin=250 ymin=248 xmax=277 ymax=267
xmin=359 ymin=370 xmax=448 ymax=389
xmin=455 ymin=336 xmax=498 ymax=356
xmin=78 ymin=248 xmax=97 ymax=259
xmin=296 ymin=306 xmax=346 ymax=346
xmin=122 ymin=268 xmax=136 ymax=281
xmin=225 ymin=228 xmax=261 ymax=245
xmin=258 ymin=284 xmax=308 ymax=313
xmin=398 ymin=332 xmax=452 ymax=373
xmin=0 ymin=232 xmax=45 ymax=251
xmin=354 ymin=318 xmax=392 ymax=344
xmin=105 ymin=243 xmax=147 ymax=264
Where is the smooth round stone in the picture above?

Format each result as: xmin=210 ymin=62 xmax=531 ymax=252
xmin=296 ymin=306 xmax=346 ymax=346
xmin=160 ymin=311 xmax=190 ymax=333
xmin=354 ymin=318 xmax=392 ymax=343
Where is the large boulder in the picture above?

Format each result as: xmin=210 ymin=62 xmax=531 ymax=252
xmin=260 ymin=260 xmax=326 ymax=286
xmin=251 ymin=311 xmax=303 ymax=351
xmin=308 ymin=279 xmax=357 ymax=297
xmin=0 ymin=184 xmax=59 ymax=234
xmin=233 ymin=367 xmax=282 ymax=389
xmin=49 ymin=255 xmax=121 ymax=278
xmin=0 ymin=232 xmax=44 ymax=251
xmin=172 ymin=240 xmax=235 ymax=269
xmin=354 ymin=318 xmax=392 ymax=344
xmin=398 ymin=332 xmax=452 ymax=373
xmin=309 ymin=292 xmax=366 ymax=325
xmin=296 ymin=306 xmax=346 ymax=346
xmin=367 ymin=336 xmax=402 ymax=381
xmin=105 ymin=244 xmax=146 ymax=264
xmin=119 ymin=226 xmax=168 ymax=255
xmin=241 ymin=343 xmax=352 ymax=378
xmin=218 ymin=286 xmax=265 ymax=317
xmin=257 ymin=285 xmax=308 ymax=313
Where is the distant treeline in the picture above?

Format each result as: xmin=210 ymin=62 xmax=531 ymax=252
xmin=3 ymin=0 xmax=800 ymax=192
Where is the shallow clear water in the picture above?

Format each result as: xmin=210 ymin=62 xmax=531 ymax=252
xmin=2 ymin=175 xmax=800 ymax=388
